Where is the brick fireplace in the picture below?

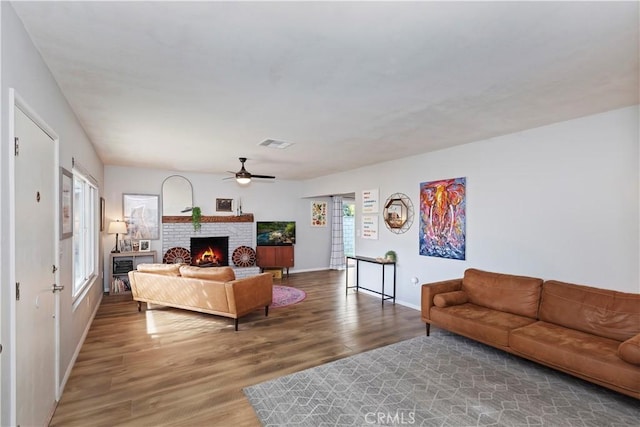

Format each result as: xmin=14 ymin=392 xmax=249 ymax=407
xmin=162 ymin=214 xmax=260 ymax=278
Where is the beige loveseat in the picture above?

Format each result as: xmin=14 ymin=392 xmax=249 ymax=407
xmin=128 ymin=264 xmax=273 ymax=330
xmin=421 ymin=268 xmax=640 ymax=398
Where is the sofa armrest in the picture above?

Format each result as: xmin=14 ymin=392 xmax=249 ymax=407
xmin=618 ymin=333 xmax=640 ymax=365
xmin=128 ymin=271 xmax=138 ymax=298
xmin=421 ymin=279 xmax=462 ymax=321
xmin=225 ymin=273 xmax=273 ymax=317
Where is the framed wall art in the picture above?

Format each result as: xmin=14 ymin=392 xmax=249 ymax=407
xmin=362 ymin=188 xmax=379 ymax=213
xmin=311 ymin=201 xmax=327 ymax=227
xmin=419 ymin=177 xmax=466 ymax=260
xmin=123 ymin=193 xmax=159 ymax=240
xmin=361 ymin=215 xmax=378 ymax=240
xmin=60 ymin=167 xmax=73 ymax=240
xmin=138 ymin=239 xmax=151 ymax=252
xmin=121 ymin=239 xmax=132 ymax=252
xmin=216 ymin=198 xmax=233 ymax=212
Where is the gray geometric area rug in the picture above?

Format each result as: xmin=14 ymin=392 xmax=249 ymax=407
xmin=244 ymin=331 xmax=640 ymax=426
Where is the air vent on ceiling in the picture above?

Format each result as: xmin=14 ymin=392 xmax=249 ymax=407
xmin=258 ymin=139 xmax=293 ymax=149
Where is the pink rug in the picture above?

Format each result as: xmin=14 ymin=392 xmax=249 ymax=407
xmin=271 ymin=285 xmax=306 ymax=308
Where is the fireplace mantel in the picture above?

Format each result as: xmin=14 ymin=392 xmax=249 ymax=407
xmin=162 ymin=214 xmax=254 ymax=223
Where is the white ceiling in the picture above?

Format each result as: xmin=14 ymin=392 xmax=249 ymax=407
xmin=11 ymin=1 xmax=639 ymax=180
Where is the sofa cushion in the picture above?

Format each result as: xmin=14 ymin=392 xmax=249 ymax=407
xmin=433 ymin=291 xmax=468 ymax=308
xmin=179 ymin=266 xmax=236 ymax=282
xmin=510 ymin=321 xmax=640 ymax=394
xmin=538 ymin=280 xmax=640 ymax=342
xmin=137 ymin=263 xmax=181 ymax=276
xmin=618 ymin=334 xmax=640 ymax=366
xmin=431 ymin=303 xmax=536 ymax=348
xmin=462 ymin=269 xmax=543 ymax=319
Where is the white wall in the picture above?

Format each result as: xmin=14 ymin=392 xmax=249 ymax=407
xmin=104 ymin=166 xmax=332 ymax=290
xmin=1 ymin=4 xmax=104 ymax=424
xmin=105 ymin=106 xmax=639 ymax=308
xmin=303 ymin=106 xmax=640 ymax=307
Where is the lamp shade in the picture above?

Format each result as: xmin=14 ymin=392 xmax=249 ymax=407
xmin=108 ymin=220 xmax=127 ymax=234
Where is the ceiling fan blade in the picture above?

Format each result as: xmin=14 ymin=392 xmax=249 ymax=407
xmin=227 ymin=157 xmax=275 ymax=182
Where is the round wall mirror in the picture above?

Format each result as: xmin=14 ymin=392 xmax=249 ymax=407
xmin=385 ymin=198 xmax=408 ymax=229
xmin=162 ymin=175 xmax=193 ymax=216
xmin=383 ymin=192 xmax=414 ymax=234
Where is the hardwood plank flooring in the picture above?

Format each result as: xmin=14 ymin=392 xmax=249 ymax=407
xmin=50 ymin=269 xmax=425 ymax=426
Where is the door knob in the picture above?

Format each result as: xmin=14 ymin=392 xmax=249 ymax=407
xmin=52 ymin=284 xmax=64 ymax=293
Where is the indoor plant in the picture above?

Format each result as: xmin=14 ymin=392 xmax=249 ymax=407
xmin=384 ymin=250 xmax=397 ymax=262
xmin=191 ymin=206 xmax=202 ymax=232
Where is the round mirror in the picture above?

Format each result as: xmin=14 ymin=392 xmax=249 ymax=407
xmin=384 ymin=198 xmax=407 ymax=229
xmin=162 ymin=175 xmax=193 ymax=215
xmin=383 ymin=192 xmax=414 ymax=234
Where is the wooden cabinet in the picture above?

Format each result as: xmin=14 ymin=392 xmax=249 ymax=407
xmin=108 ymin=251 xmax=157 ymax=295
xmin=256 ymin=245 xmax=294 ymax=276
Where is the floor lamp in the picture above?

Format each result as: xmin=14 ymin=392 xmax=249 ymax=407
xmin=108 ymin=220 xmax=128 ymax=253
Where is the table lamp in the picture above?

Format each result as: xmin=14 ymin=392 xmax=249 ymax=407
xmin=108 ymin=220 xmax=128 ymax=253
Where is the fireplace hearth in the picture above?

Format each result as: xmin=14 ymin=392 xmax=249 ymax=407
xmin=191 ymin=237 xmax=229 ymax=267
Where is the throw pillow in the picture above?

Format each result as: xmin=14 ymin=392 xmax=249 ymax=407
xmin=433 ymin=291 xmax=468 ymax=308
xmin=618 ymin=334 xmax=640 ymax=365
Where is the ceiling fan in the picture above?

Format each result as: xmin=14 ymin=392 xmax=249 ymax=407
xmin=227 ymin=157 xmax=276 ymax=184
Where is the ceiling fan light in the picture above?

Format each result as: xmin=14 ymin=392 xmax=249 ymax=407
xmin=236 ymin=177 xmax=251 ymax=185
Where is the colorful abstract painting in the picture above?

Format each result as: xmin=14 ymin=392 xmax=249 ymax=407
xmin=419 ymin=177 xmax=466 ymax=260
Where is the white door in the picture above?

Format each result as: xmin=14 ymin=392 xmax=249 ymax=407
xmin=14 ymin=107 xmax=58 ymax=426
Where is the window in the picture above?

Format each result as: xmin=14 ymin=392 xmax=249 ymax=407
xmin=72 ymin=171 xmax=98 ymax=297
xmin=342 ymin=200 xmax=356 ymax=257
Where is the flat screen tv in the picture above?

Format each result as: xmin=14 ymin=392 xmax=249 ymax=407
xmin=256 ymin=221 xmax=296 ymax=246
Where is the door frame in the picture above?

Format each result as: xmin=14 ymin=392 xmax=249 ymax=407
xmin=7 ymin=89 xmax=61 ymax=425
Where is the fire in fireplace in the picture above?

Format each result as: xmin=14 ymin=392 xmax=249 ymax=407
xmin=190 ymin=237 xmax=229 ymax=267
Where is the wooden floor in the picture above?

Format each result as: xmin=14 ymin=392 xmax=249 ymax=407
xmin=50 ymin=269 xmax=425 ymax=426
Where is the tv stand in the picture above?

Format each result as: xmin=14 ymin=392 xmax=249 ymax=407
xmin=256 ymin=245 xmax=294 ymax=278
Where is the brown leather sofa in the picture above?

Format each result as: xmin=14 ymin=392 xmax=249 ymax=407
xmin=128 ymin=264 xmax=273 ymax=330
xmin=421 ymin=268 xmax=640 ymax=398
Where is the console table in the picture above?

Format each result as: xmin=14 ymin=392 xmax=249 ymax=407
xmin=345 ymin=255 xmax=396 ymax=305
